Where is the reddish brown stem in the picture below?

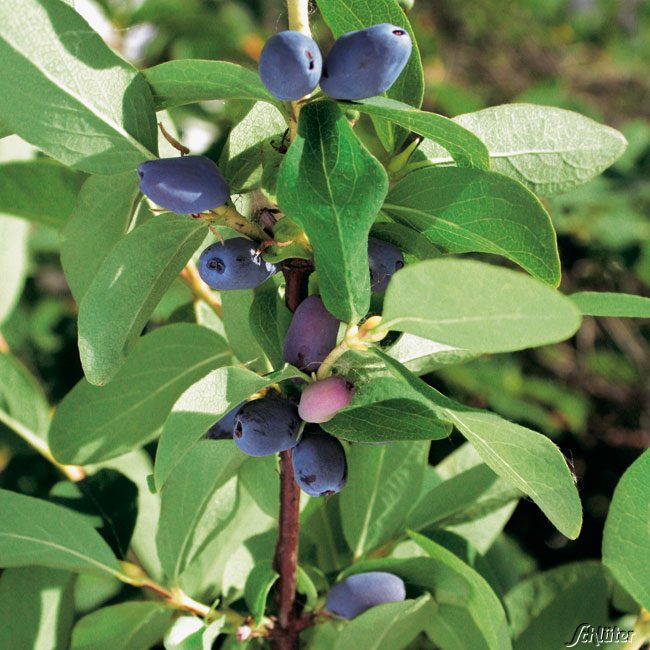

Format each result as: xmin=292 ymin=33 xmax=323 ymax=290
xmin=272 ymin=450 xmax=302 ymax=649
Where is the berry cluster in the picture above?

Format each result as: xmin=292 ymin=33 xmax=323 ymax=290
xmin=134 ymin=25 xmax=410 ymax=617
xmin=259 ymin=24 xmax=413 ymax=101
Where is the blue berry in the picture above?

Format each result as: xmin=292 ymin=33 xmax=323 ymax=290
xmin=320 ymin=23 xmax=412 ymax=100
xmin=283 ymin=296 xmax=340 ymax=372
xmin=233 ymin=399 xmax=302 ymax=457
xmin=205 ymin=403 xmax=243 ymax=440
xmin=368 ymin=237 xmax=404 ymax=292
xmin=259 ymin=31 xmax=323 ymax=101
xmin=137 ymin=156 xmax=229 ymax=214
xmin=326 ymin=572 xmax=406 ymax=619
xmin=292 ymin=430 xmax=347 ymax=497
xmin=198 ymin=238 xmax=277 ymax=291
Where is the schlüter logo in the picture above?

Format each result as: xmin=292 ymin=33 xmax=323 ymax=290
xmin=565 ymin=624 xmax=634 ymax=647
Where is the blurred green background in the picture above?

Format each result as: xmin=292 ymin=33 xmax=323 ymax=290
xmin=1 ymin=0 xmax=648 ymax=581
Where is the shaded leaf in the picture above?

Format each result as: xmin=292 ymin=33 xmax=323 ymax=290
xmin=61 ymin=172 xmax=141 ymax=302
xmin=78 ymin=214 xmax=208 ymax=385
xmin=0 ymin=488 xmax=121 ymax=577
xmin=50 ymin=324 xmax=231 ymax=465
xmin=0 ymin=161 xmax=84 ymax=228
xmin=340 ymin=441 xmax=428 ymax=558
xmin=244 ymin=561 xmax=278 ymax=624
xmin=0 ymin=566 xmax=75 ymax=650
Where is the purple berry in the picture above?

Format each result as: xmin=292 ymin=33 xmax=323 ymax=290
xmin=198 ymin=238 xmax=277 ymax=291
xmin=233 ymin=398 xmax=302 ymax=457
xmin=368 ymin=237 xmax=404 ymax=292
xmin=326 ymin=572 xmax=406 ymax=619
xmin=298 ymin=376 xmax=354 ymax=424
xmin=292 ymin=430 xmax=347 ymax=497
xmin=259 ymin=31 xmax=323 ymax=101
xmin=137 ymin=155 xmax=229 ymax=214
xmin=320 ymin=24 xmax=412 ymax=101
xmin=283 ymin=296 xmax=340 ymax=372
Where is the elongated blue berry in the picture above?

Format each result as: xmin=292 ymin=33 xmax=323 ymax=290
xmin=233 ymin=399 xmax=302 ymax=457
xmin=283 ymin=296 xmax=340 ymax=372
xmin=205 ymin=403 xmax=243 ymax=440
xmin=320 ymin=24 xmax=412 ymax=100
xmin=137 ymin=155 xmax=229 ymax=214
xmin=326 ymin=572 xmax=406 ymax=619
xmin=292 ymin=430 xmax=347 ymax=497
xmin=259 ymin=31 xmax=323 ymax=100
xmin=198 ymin=238 xmax=277 ymax=291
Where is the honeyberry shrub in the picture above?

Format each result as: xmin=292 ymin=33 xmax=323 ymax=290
xmin=0 ymin=0 xmax=649 ymax=648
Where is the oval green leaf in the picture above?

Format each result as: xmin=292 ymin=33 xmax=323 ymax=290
xmin=382 ymin=259 xmax=581 ymax=353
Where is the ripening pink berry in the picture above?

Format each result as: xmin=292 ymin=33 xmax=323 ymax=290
xmin=298 ymin=376 xmax=355 ymax=423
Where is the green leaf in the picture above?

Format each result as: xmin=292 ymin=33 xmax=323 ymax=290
xmin=220 ymin=289 xmax=271 ymax=372
xmin=219 ymin=101 xmax=287 ymax=193
xmin=0 ymin=0 xmax=157 ymax=173
xmin=411 ymin=532 xmax=512 ymax=650
xmin=0 ymin=161 xmax=85 ymax=228
xmin=71 ymin=602 xmax=174 ymax=650
xmin=244 ymin=561 xmax=279 ymax=624
xmin=383 ymin=167 xmax=560 ymax=285
xmin=317 ymin=0 xmax=423 ymax=108
xmin=352 ymin=97 xmax=490 ymax=169
xmin=603 ymin=449 xmax=650 ymax=610
xmin=249 ymin=282 xmax=293 ymax=370
xmin=0 ymin=216 xmax=29 ymax=325
xmin=340 ymin=441 xmax=428 ymax=558
xmin=50 ymin=324 xmax=231 ymax=465
xmin=505 ymin=562 xmax=610 ymax=650
xmin=570 ymin=292 xmax=650 ymax=318
xmin=381 ymin=259 xmax=581 ymax=353
xmin=61 ymin=172 xmax=141 ymax=303
xmin=333 ymin=596 xmax=433 ymax=650
xmin=387 ymin=333 xmax=477 ymax=375
xmin=407 ymin=464 xmax=518 ymax=532
xmin=49 ymin=469 xmax=138 ymax=558
xmin=157 ymin=441 xmax=244 ymax=581
xmin=78 ymin=214 xmax=208 ymax=385
xmin=440 ymin=400 xmax=583 ymax=539
xmin=323 ymin=349 xmax=452 ymax=442
xmin=0 ymin=567 xmax=75 ymax=650
xmin=0 ymin=352 xmax=50 ymax=439
xmin=0 ymin=488 xmax=121 ymax=577
xmin=154 ymin=365 xmax=304 ymax=489
xmin=277 ymin=100 xmax=388 ymax=322
xmin=420 ymin=104 xmax=628 ymax=197
xmin=239 ymin=455 xmax=280 ymax=518
xmin=144 ymin=60 xmax=279 ymax=110
xmin=176 ymin=476 xmax=276 ymax=599
xmin=0 ymin=121 xmax=11 ymax=139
